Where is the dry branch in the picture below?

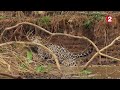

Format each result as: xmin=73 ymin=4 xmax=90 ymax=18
xmin=100 ymin=36 xmax=120 ymax=52
xmin=83 ymin=52 xmax=99 ymax=70
xmin=0 ymin=72 xmax=24 ymax=79
xmin=83 ymin=36 xmax=120 ymax=70
xmin=54 ymin=28 xmax=120 ymax=70
xmin=0 ymin=41 xmax=61 ymax=71
xmin=0 ymin=22 xmax=53 ymax=42
xmin=99 ymin=52 xmax=120 ymax=62
xmin=52 ymin=33 xmax=99 ymax=51
xmin=2 ymin=22 xmax=99 ymax=71
xmin=3 ymin=22 xmax=99 ymax=52
xmin=4 ymin=22 xmax=52 ymax=35
xmin=3 ymin=22 xmax=120 ymax=71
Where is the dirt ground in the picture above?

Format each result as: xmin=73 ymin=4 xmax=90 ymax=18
xmin=0 ymin=11 xmax=120 ymax=79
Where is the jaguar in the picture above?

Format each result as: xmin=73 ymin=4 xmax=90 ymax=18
xmin=30 ymin=36 xmax=93 ymax=67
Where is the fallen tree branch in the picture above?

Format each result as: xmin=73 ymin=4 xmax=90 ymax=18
xmin=52 ymin=33 xmax=99 ymax=52
xmin=83 ymin=52 xmax=99 ymax=70
xmin=100 ymin=36 xmax=120 ymax=52
xmin=0 ymin=22 xmax=52 ymax=42
xmin=2 ymin=22 xmax=99 ymax=71
xmin=3 ymin=22 xmax=99 ymax=52
xmin=83 ymin=51 xmax=120 ymax=70
xmin=3 ymin=22 xmax=120 ymax=71
xmin=51 ymin=33 xmax=103 ymax=70
xmin=0 ymin=41 xmax=61 ymax=71
xmin=99 ymin=52 xmax=120 ymax=62
xmin=4 ymin=22 xmax=52 ymax=35
xmin=83 ymin=36 xmax=120 ymax=70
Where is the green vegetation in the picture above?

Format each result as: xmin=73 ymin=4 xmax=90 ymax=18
xmin=39 ymin=16 xmax=51 ymax=25
xmin=83 ymin=12 xmax=104 ymax=29
xmin=0 ymin=15 xmax=6 ymax=19
xmin=92 ymin=12 xmax=104 ymax=21
xmin=0 ymin=11 xmax=119 ymax=79
xmin=83 ymin=20 xmax=93 ymax=29
xmin=27 ymin=50 xmax=33 ymax=63
xmin=80 ymin=70 xmax=92 ymax=75
xmin=36 ymin=65 xmax=47 ymax=73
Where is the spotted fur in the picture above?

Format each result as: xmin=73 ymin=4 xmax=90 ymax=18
xmin=30 ymin=36 xmax=93 ymax=67
xmin=36 ymin=44 xmax=93 ymax=66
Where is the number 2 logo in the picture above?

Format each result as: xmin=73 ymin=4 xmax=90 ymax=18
xmin=106 ymin=16 xmax=112 ymax=23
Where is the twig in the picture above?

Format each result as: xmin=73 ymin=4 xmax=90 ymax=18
xmin=0 ymin=72 xmax=24 ymax=79
xmin=9 ymin=26 xmax=22 ymax=41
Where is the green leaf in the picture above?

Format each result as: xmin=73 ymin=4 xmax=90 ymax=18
xmin=27 ymin=50 xmax=33 ymax=63
xmin=36 ymin=65 xmax=46 ymax=73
